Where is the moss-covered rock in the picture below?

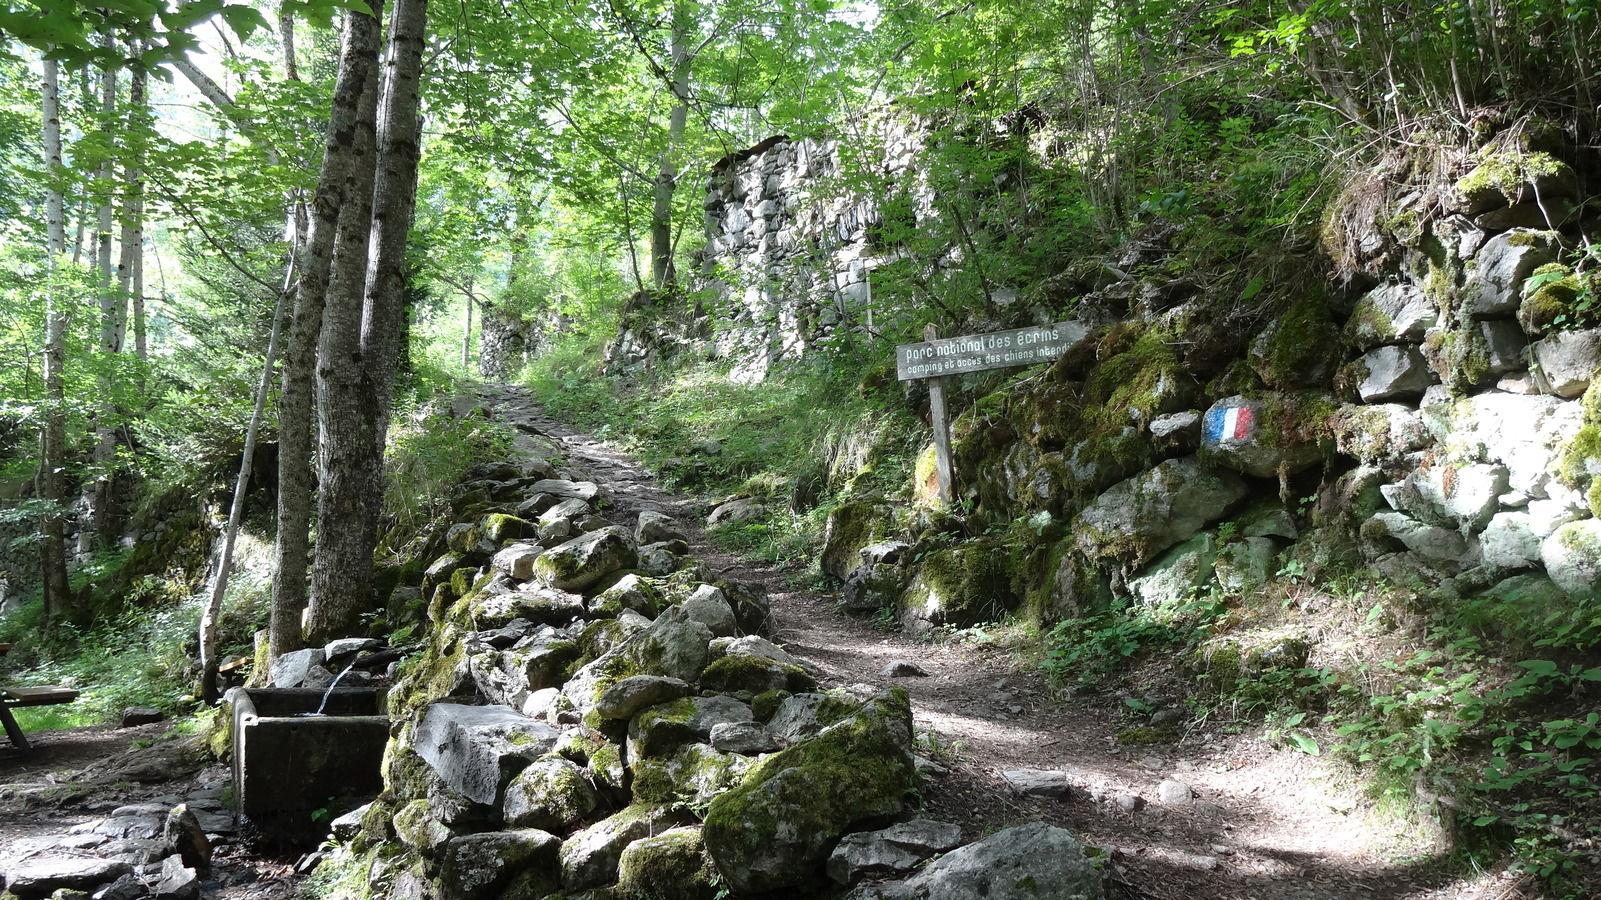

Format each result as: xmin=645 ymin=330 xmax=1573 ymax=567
xmin=502 ymin=757 xmax=599 ymax=832
xmin=1455 ymin=150 xmax=1577 ymax=214
xmin=560 ymin=804 xmax=683 ymax=892
xmin=479 ymin=513 xmax=537 ymax=543
xmin=820 ymin=500 xmax=896 ymax=581
xmin=439 ymin=828 xmax=560 ymax=900
xmin=533 ymin=527 xmax=639 ymax=592
xmin=1250 ymin=298 xmax=1342 ymax=388
xmin=698 ymin=653 xmax=814 ymax=694
xmin=630 ymin=741 xmax=753 ymax=806
xmin=615 ymin=826 xmax=719 ymax=900
xmin=702 ymin=687 xmax=914 ymax=894
xmin=897 ymin=536 xmax=1018 ymax=634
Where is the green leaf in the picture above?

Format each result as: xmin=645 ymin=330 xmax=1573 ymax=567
xmin=1517 ymin=659 xmax=1559 ymax=677
xmin=1287 ymin=732 xmax=1320 ymax=756
xmin=218 ymin=4 xmax=270 ymax=40
xmin=1472 ymin=815 xmax=1499 ymax=827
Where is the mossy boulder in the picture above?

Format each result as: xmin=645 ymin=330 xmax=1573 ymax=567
xmin=560 ymin=804 xmax=683 ymax=891
xmin=1541 ymin=518 xmax=1601 ymax=597
xmin=1127 ymin=533 xmax=1217 ymax=611
xmin=1518 ymin=263 xmax=1584 ymax=337
xmin=468 ymin=586 xmax=584 ymax=629
xmin=1455 ymin=150 xmax=1577 ymax=215
xmin=627 ymin=694 xmax=753 ymax=759
xmin=615 ymin=826 xmax=719 ymax=900
xmin=1327 ymin=403 xmax=1432 ymax=466
xmin=1074 ymin=457 xmax=1248 ymax=568
xmin=821 ymin=501 xmax=897 ymax=581
xmin=898 ymin=537 xmax=1018 ymax=634
xmin=562 ymin=610 xmax=714 ymax=716
xmin=702 ymin=687 xmax=914 ymax=894
xmin=439 ymin=829 xmax=560 ymax=900
xmin=533 ymin=527 xmax=639 ymax=592
xmin=1250 ymin=298 xmax=1342 ymax=388
xmin=502 ymin=757 xmax=600 ymax=831
xmin=1345 ymin=282 xmax=1436 ymax=350
xmin=630 ymin=742 xmax=753 ymax=806
xmin=423 ymin=551 xmax=468 ymax=595
xmin=480 ymin=513 xmax=537 ymax=543
xmin=589 ymin=573 xmax=662 ymax=619
xmin=699 ymin=653 xmax=815 ymax=694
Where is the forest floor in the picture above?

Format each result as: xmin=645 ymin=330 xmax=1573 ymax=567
xmin=0 ymin=383 xmax=1537 ymax=900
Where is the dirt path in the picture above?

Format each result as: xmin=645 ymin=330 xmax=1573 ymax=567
xmin=479 ymin=382 xmax=1530 ymax=900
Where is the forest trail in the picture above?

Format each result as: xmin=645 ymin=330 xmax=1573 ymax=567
xmin=477 ymin=382 xmax=1527 ymax=900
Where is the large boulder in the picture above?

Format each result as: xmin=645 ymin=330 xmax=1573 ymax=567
xmin=1541 ymin=518 xmax=1601 ymax=597
xmin=502 ymin=758 xmax=600 ymax=831
xmin=529 ymin=479 xmax=601 ymax=501
xmin=702 ymin=688 xmax=915 ymax=894
xmin=631 ymin=742 xmax=754 ymax=805
xmin=898 ymin=537 xmax=1016 ymax=634
xmin=1434 ymin=392 xmax=1581 ymax=499
xmin=1198 ymin=394 xmax=1328 ymax=478
xmin=439 ymin=829 xmax=560 ymax=900
xmin=827 ymin=820 xmax=964 ymax=886
xmin=3 ymin=858 xmax=133 ymax=896
xmin=821 ymin=501 xmax=896 ymax=581
xmin=559 ymin=804 xmax=680 ymax=891
xmin=1346 ymin=281 xmax=1436 ymax=349
xmin=1461 ymin=229 xmax=1558 ymax=318
xmin=412 ymin=704 xmax=559 ymax=808
xmin=856 ymin=822 xmax=1104 ymax=900
xmin=533 ymin=527 xmax=638 ymax=592
xmin=469 ymin=586 xmax=584 ymax=628
xmin=1075 ymin=457 xmax=1248 ymax=567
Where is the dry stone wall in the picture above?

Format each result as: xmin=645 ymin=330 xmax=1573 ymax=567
xmin=819 ymin=133 xmax=1599 ymax=634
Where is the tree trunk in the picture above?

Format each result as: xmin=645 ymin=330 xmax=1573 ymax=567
xmin=271 ymin=6 xmax=383 ymax=660
xmin=462 ymin=285 xmax=473 ymax=370
xmin=120 ymin=43 xmax=146 ymax=381
xmin=304 ymin=0 xmax=429 ymax=644
xmin=200 ymin=274 xmax=290 ymax=704
xmin=86 ymin=40 xmax=119 ymax=554
xmin=649 ymin=3 xmax=691 ymax=291
xmin=38 ymin=58 xmax=70 ymax=623
xmin=302 ymin=0 xmax=387 ymax=646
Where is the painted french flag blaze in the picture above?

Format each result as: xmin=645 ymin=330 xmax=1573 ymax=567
xmin=1203 ymin=405 xmax=1255 ymax=443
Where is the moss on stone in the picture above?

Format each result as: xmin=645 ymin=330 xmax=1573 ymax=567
xmin=751 ymin=689 xmax=790 ymax=723
xmin=480 ymin=513 xmax=536 ymax=543
xmin=1252 ymin=298 xmax=1341 ymax=388
xmin=615 ymin=827 xmax=719 ymax=900
xmin=1116 ymin=726 xmax=1177 ymax=745
xmin=899 ymin=537 xmax=1019 ymax=630
xmin=699 ymin=654 xmax=814 ymax=694
xmin=701 ymin=688 xmax=914 ymax=894
xmin=1456 ymin=150 xmax=1571 ymax=209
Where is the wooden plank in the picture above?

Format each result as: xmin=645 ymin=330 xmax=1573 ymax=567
xmin=896 ymin=320 xmax=1089 ymax=381
xmin=925 ymin=324 xmax=954 ymax=505
xmin=1 ymin=685 xmax=80 ymax=706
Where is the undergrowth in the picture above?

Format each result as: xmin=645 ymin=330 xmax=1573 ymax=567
xmin=1038 ymin=571 xmax=1601 ymax=894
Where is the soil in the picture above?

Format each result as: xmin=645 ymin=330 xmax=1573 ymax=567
xmin=0 ymin=382 xmax=1537 ymax=900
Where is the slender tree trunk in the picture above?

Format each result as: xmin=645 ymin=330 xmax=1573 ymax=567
xmin=86 ymin=39 xmax=119 ymax=555
xmin=38 ymin=58 xmax=71 ymax=623
xmin=119 ymin=43 xmax=146 ymax=384
xmin=462 ymin=286 xmax=473 ymax=370
xmin=279 ymin=10 xmax=300 ymax=81
xmin=305 ymin=0 xmax=429 ymax=643
xmin=271 ymin=6 xmax=383 ymax=660
xmin=649 ymin=4 xmax=691 ymax=291
xmin=200 ymin=273 xmax=290 ymax=704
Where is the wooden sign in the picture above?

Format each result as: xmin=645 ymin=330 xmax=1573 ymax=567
xmin=896 ymin=321 xmax=1088 ymax=382
xmin=898 ymin=321 xmax=1086 ymax=505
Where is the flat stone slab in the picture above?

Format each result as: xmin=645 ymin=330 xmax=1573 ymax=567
xmin=4 ymin=857 xmax=133 ymax=895
xmin=414 ymin=703 xmax=559 ymax=807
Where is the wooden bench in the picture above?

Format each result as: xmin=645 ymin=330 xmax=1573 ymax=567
xmin=1 ymin=685 xmax=80 ymax=754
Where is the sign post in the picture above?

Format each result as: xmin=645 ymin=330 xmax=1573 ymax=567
xmin=896 ymin=320 xmax=1088 ymax=507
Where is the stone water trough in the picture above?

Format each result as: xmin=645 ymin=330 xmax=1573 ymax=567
xmin=223 ymin=686 xmax=389 ymax=848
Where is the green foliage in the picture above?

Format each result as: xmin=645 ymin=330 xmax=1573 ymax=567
xmin=379 ymin=399 xmax=515 ymax=558
xmin=0 ymin=593 xmax=201 ymax=729
xmin=1039 ymin=595 xmax=1221 ymax=688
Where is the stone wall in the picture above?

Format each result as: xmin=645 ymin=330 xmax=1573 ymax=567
xmin=609 ymin=116 xmax=930 ymax=381
xmin=479 ymin=304 xmax=571 ymax=381
xmin=822 ymin=133 xmax=1599 ymax=630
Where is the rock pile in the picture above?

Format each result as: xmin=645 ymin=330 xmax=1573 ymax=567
xmin=331 ymin=450 xmax=1105 ymax=899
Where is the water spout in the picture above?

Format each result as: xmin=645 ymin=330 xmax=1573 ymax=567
xmin=315 ymin=660 xmax=361 ymax=716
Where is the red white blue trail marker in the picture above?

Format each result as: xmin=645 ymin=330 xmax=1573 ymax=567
xmin=1203 ymin=404 xmax=1255 ymax=443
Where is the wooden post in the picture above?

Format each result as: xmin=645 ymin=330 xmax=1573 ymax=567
xmin=925 ymin=324 xmax=954 ymax=505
